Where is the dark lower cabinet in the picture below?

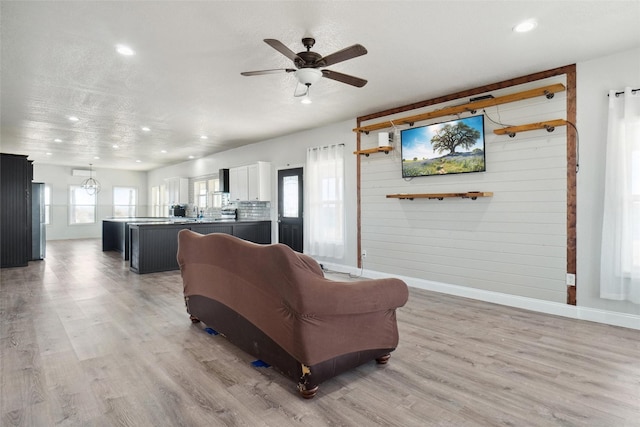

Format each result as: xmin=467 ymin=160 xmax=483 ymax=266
xmin=191 ymin=224 xmax=233 ymax=236
xmin=103 ymin=218 xmax=168 ymax=260
xmin=130 ymin=224 xmax=192 ymax=274
xmin=129 ymin=221 xmax=271 ymax=274
xmin=232 ymin=223 xmax=271 ymax=244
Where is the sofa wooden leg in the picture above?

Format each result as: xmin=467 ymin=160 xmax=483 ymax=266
xmin=189 ymin=315 xmax=201 ymax=324
xmin=375 ymin=353 xmax=391 ymax=364
xmin=298 ymin=384 xmax=319 ymax=399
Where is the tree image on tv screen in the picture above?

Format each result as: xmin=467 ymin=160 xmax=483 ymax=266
xmin=401 ymin=115 xmax=485 ymax=177
xmin=431 ymin=122 xmax=480 ymax=155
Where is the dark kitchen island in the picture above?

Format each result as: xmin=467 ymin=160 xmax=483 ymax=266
xmin=127 ymin=220 xmax=271 ymax=274
xmin=102 ymin=218 xmax=168 ymax=260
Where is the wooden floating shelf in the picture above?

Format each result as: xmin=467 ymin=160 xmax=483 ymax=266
xmin=493 ymin=119 xmax=567 ymax=137
xmin=353 ymin=83 xmax=566 ymax=134
xmin=386 ymin=192 xmax=493 ymax=201
xmin=353 ymin=146 xmax=393 ymax=156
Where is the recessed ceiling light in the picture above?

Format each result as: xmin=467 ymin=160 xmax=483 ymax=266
xmin=160 ymin=150 xmax=167 ymax=153
xmin=68 ymin=116 xmax=79 ymax=122
xmin=513 ymin=19 xmax=538 ymax=33
xmin=54 ymin=138 xmax=62 ymax=142
xmin=46 ymin=152 xmax=52 ymax=156
xmin=200 ymin=135 xmax=208 ymax=140
xmin=135 ymin=159 xmax=142 ymax=163
xmin=141 ymin=126 xmax=150 ymax=132
xmin=94 ymin=156 xmax=100 ymax=160
xmin=112 ymin=144 xmax=119 ymax=149
xmin=116 ymin=44 xmax=135 ymax=56
xmin=188 ymin=155 xmax=195 ymax=159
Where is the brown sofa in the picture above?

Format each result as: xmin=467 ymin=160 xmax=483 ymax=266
xmin=177 ymin=230 xmax=409 ymax=398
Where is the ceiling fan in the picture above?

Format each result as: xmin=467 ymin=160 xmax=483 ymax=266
xmin=241 ymin=38 xmax=368 ymax=100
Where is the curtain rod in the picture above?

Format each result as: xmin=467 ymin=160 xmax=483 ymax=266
xmin=608 ymin=88 xmax=639 ymax=97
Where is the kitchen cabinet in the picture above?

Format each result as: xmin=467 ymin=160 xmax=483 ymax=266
xmin=229 ymin=166 xmax=249 ymax=201
xmin=102 ymin=218 xmax=167 ymax=260
xmin=165 ymin=177 xmax=188 ymax=205
xmin=128 ymin=220 xmax=271 ymax=274
xmin=229 ymin=162 xmax=271 ymax=201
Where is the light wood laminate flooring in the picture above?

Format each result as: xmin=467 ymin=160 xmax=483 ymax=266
xmin=1 ymin=239 xmax=639 ymax=426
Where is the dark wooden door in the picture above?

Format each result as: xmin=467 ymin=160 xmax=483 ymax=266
xmin=278 ymin=168 xmax=303 ymax=252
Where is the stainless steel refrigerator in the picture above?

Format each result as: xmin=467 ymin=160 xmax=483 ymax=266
xmin=31 ymin=182 xmax=46 ymax=260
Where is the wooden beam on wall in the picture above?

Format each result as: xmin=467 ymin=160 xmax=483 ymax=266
xmin=565 ymin=64 xmax=577 ymax=305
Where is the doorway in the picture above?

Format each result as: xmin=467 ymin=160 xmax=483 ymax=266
xmin=278 ymin=167 xmax=303 ymax=252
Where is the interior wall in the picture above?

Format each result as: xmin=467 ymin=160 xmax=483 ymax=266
xmin=26 ymin=48 xmax=640 ymax=320
xmin=147 ymin=119 xmax=359 ymax=267
xmin=33 ymin=164 xmax=148 ymax=240
xmin=576 ymin=47 xmax=640 ymax=316
xmin=358 ymin=75 xmax=569 ymax=303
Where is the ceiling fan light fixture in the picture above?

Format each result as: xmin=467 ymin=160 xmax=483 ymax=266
xmin=301 ymin=86 xmax=312 ymax=104
xmin=295 ymin=68 xmax=322 ymax=86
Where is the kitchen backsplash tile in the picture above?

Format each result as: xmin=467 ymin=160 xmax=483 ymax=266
xmin=236 ymin=201 xmax=270 ymax=220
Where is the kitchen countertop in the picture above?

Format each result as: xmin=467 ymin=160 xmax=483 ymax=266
xmin=127 ymin=219 xmax=270 ymax=226
xmin=103 ymin=217 xmax=170 ymax=222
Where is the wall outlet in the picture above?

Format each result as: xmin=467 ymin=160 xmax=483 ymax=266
xmin=566 ymin=273 xmax=576 ymax=286
xmin=361 ymin=249 xmax=367 ymax=259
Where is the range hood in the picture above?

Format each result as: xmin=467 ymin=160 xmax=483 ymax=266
xmin=218 ymin=169 xmax=229 ymax=193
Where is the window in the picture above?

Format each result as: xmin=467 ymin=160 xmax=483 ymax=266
xmin=192 ymin=178 xmax=222 ymax=211
xmin=632 ymin=150 xmax=640 ymax=271
xmin=69 ymin=185 xmax=96 ymax=224
xmin=282 ymin=175 xmax=300 ymax=218
xmin=194 ymin=180 xmax=207 ymax=209
xmin=600 ymin=87 xmax=640 ymax=303
xmin=306 ymin=144 xmax=345 ymax=259
xmin=113 ymin=187 xmax=137 ymax=217
xmin=151 ymin=185 xmax=168 ymax=217
xmin=210 ymin=178 xmax=223 ymax=208
xmin=151 ymin=186 xmax=160 ymax=216
xmin=44 ymin=184 xmax=51 ymax=224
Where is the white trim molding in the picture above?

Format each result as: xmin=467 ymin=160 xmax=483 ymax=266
xmin=321 ymin=262 xmax=640 ymax=331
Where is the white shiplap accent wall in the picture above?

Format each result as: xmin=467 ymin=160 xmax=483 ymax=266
xmin=359 ymin=76 xmax=569 ymax=303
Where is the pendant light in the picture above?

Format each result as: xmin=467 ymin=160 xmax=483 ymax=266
xmin=81 ymin=164 xmax=101 ymax=195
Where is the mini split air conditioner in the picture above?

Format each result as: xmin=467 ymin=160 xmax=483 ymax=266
xmin=72 ymin=169 xmax=92 ymax=177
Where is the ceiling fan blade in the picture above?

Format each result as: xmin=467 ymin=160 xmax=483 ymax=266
xmin=264 ymin=39 xmax=302 ymax=62
xmin=319 ymin=44 xmax=367 ymax=67
xmin=241 ymin=68 xmax=296 ymax=76
xmin=321 ymin=69 xmax=368 ymax=88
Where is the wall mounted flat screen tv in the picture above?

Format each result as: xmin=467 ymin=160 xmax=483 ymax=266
xmin=401 ymin=115 xmax=486 ymax=178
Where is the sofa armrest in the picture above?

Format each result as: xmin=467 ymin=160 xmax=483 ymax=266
xmin=287 ymin=277 xmax=408 ymax=316
xmin=295 ymin=252 xmax=324 ymax=277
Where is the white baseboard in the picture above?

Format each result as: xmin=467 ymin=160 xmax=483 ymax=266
xmin=320 ymin=262 xmax=640 ymax=331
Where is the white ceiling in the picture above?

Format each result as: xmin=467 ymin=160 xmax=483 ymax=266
xmin=1 ymin=1 xmax=639 ymax=171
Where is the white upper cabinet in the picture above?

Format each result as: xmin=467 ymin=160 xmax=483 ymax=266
xmin=229 ymin=166 xmax=249 ymax=201
xmin=165 ymin=177 xmax=189 ymax=205
xmin=229 ymin=162 xmax=271 ymax=201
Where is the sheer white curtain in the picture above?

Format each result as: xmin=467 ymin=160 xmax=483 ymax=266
xmin=305 ymin=144 xmax=345 ymax=259
xmin=600 ymin=87 xmax=640 ymax=303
